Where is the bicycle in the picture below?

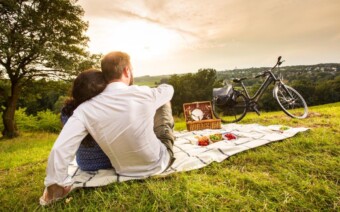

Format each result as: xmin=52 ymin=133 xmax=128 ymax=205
xmin=212 ymin=56 xmax=308 ymax=123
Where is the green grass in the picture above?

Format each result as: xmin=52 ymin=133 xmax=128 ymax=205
xmin=0 ymin=103 xmax=339 ymax=211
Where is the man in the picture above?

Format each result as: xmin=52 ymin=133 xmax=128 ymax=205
xmin=40 ymin=51 xmax=175 ymax=205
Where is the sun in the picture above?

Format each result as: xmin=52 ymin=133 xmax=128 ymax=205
xmin=86 ymin=19 xmax=183 ymax=60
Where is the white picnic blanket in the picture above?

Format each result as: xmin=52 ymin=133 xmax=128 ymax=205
xmin=67 ymin=124 xmax=308 ymax=189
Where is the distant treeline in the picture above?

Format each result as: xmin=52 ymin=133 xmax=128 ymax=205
xmin=0 ymin=63 xmax=339 ymax=117
xmin=164 ymin=63 xmax=340 ymax=115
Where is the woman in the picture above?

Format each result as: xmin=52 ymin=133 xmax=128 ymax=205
xmin=40 ymin=69 xmax=112 ymax=206
xmin=61 ymin=69 xmax=112 ymax=171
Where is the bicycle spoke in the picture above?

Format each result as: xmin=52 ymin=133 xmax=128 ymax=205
xmin=274 ymin=85 xmax=308 ymax=119
xmin=212 ymin=93 xmax=248 ymax=123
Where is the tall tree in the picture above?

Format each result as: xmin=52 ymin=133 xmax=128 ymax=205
xmin=0 ymin=0 xmax=90 ymax=137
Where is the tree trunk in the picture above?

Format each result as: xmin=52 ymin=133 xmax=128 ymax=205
xmin=2 ymin=82 xmax=21 ymax=138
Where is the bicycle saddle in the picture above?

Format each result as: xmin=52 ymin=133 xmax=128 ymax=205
xmin=232 ymin=78 xmax=247 ymax=83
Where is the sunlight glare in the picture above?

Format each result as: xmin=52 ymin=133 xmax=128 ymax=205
xmin=87 ymin=19 xmax=182 ymax=61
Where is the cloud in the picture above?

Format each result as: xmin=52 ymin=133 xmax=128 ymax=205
xmin=79 ymin=0 xmax=201 ymax=38
xmin=78 ymin=0 xmax=340 ymax=75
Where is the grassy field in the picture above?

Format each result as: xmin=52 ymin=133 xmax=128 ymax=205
xmin=0 ymin=102 xmax=339 ymax=211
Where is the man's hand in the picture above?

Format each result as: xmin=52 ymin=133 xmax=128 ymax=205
xmin=40 ymin=184 xmax=71 ymax=206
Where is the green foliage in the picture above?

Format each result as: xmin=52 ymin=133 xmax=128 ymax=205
xmin=0 ymin=0 xmax=90 ymax=74
xmin=1 ymin=77 xmax=70 ymax=116
xmin=14 ymin=108 xmax=38 ymax=131
xmin=9 ymin=107 xmax=62 ymax=133
xmin=0 ymin=103 xmax=339 ymax=210
xmin=148 ymin=64 xmax=339 ymax=115
xmin=17 ymin=79 xmax=71 ymax=115
xmin=0 ymin=0 xmax=97 ymax=137
xmin=53 ymin=95 xmax=69 ymax=113
xmin=36 ymin=110 xmax=62 ymax=133
xmin=168 ymin=69 xmax=218 ymax=115
xmin=0 ymin=0 xmax=93 ymax=79
xmin=314 ymin=76 xmax=340 ymax=104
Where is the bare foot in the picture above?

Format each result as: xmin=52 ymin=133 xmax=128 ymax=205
xmin=40 ymin=184 xmax=71 ymax=206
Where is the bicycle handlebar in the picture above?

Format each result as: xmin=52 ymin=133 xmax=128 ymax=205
xmin=254 ymin=56 xmax=285 ymax=79
xmin=276 ymin=56 xmax=285 ymax=66
xmin=277 ymin=56 xmax=282 ymax=64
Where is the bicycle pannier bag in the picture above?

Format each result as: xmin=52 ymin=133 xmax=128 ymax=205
xmin=213 ymin=85 xmax=233 ymax=106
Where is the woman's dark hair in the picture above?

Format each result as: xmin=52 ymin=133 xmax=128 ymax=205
xmin=62 ymin=69 xmax=107 ymax=117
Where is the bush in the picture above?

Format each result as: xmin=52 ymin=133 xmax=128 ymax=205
xmin=36 ymin=110 xmax=62 ymax=133
xmin=15 ymin=108 xmax=39 ymax=131
xmin=3 ymin=108 xmax=63 ymax=133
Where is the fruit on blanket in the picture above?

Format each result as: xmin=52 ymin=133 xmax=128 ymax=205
xmin=280 ymin=126 xmax=289 ymax=131
xmin=209 ymin=133 xmax=222 ymax=142
xmin=198 ymin=136 xmax=210 ymax=146
xmin=224 ymin=133 xmax=236 ymax=140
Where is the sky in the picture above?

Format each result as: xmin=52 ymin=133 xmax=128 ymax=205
xmin=77 ymin=0 xmax=340 ymax=77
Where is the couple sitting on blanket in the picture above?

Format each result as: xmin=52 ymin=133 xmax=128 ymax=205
xmin=40 ymin=51 xmax=176 ymax=205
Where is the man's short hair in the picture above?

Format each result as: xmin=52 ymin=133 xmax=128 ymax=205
xmin=101 ymin=51 xmax=131 ymax=82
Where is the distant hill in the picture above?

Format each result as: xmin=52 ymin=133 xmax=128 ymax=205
xmin=134 ymin=75 xmax=171 ymax=86
xmin=134 ymin=63 xmax=340 ymax=86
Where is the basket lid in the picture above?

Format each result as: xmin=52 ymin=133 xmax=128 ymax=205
xmin=183 ymin=101 xmax=214 ymax=122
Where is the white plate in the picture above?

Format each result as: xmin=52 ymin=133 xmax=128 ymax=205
xmin=191 ymin=108 xmax=204 ymax=121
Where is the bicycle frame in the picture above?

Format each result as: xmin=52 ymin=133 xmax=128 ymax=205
xmin=240 ymin=71 xmax=279 ymax=103
xmin=241 ymin=75 xmax=274 ymax=102
xmin=238 ymin=60 xmax=285 ymax=103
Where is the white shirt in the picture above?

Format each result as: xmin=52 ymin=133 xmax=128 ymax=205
xmin=44 ymin=83 xmax=174 ymax=187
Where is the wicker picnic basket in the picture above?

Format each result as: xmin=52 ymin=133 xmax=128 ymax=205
xmin=183 ymin=101 xmax=221 ymax=131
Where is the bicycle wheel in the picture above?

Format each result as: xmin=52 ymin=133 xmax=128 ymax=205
xmin=274 ymin=84 xmax=308 ymax=119
xmin=212 ymin=92 xmax=248 ymax=123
